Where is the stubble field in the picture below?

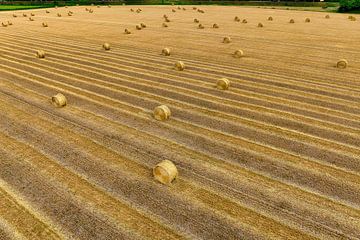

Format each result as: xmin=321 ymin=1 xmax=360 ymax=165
xmin=0 ymin=4 xmax=359 ymax=240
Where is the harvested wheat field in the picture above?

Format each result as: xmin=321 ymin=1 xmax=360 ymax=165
xmin=0 ymin=4 xmax=359 ymax=240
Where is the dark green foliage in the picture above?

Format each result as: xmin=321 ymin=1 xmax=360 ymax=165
xmin=339 ymin=0 xmax=360 ymax=12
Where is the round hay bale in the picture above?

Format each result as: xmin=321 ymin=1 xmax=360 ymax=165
xmin=175 ymin=61 xmax=185 ymax=71
xmin=234 ymin=16 xmax=240 ymax=22
xmin=217 ymin=78 xmax=230 ymax=90
xmin=7 ymin=21 xmax=12 ymax=26
xmin=42 ymin=22 xmax=48 ymax=27
xmin=140 ymin=23 xmax=146 ymax=28
xmin=57 ymin=13 xmax=62 ymax=17
xmin=223 ymin=36 xmax=231 ymax=43
xmin=305 ymin=18 xmax=310 ymax=23
xmin=23 ymin=13 xmax=27 ymax=17
xmin=162 ymin=47 xmax=171 ymax=56
xmin=2 ymin=22 xmax=8 ymax=27
xmin=194 ymin=18 xmax=199 ymax=23
xmin=97 ymin=5 xmax=100 ymax=8
xmin=289 ymin=19 xmax=295 ymax=23
xmin=108 ymin=5 xmax=111 ymax=8
xmin=348 ymin=15 xmax=353 ymax=19
xmin=130 ymin=8 xmax=134 ymax=12
xmin=242 ymin=19 xmax=247 ymax=24
xmin=29 ymin=17 xmax=34 ymax=21
xmin=213 ymin=23 xmax=219 ymax=28
xmin=124 ymin=28 xmax=131 ymax=34
xmin=182 ymin=7 xmax=186 ymax=10
xmin=233 ymin=49 xmax=244 ymax=58
xmin=36 ymin=50 xmax=45 ymax=58
xmin=46 ymin=10 xmax=50 ymax=13
xmin=153 ymin=105 xmax=171 ymax=121
xmin=163 ymin=14 xmax=168 ymax=18
xmin=85 ymin=8 xmax=89 ymax=11
xmin=336 ymin=59 xmax=348 ymax=69
xmin=350 ymin=16 xmax=356 ymax=21
xmin=268 ymin=16 xmax=273 ymax=21
xmin=193 ymin=7 xmax=197 ymax=10
xmin=68 ymin=12 xmax=72 ymax=16
xmin=103 ymin=43 xmax=110 ymax=51
xmin=136 ymin=25 xmax=142 ymax=30
xmin=325 ymin=15 xmax=330 ymax=19
xmin=52 ymin=93 xmax=67 ymax=108
xmin=172 ymin=9 xmax=176 ymax=12
xmin=31 ymin=13 xmax=35 ymax=16
xmin=165 ymin=18 xmax=170 ymax=22
xmin=13 ymin=14 xmax=17 ymax=18
xmin=198 ymin=24 xmax=204 ymax=29
xmin=89 ymin=9 xmax=93 ymax=13
xmin=162 ymin=23 xmax=168 ymax=27
xmin=177 ymin=6 xmax=181 ymax=10
xmin=65 ymin=6 xmax=68 ymax=8
xmin=153 ymin=160 xmax=178 ymax=184
xmin=258 ymin=22 xmax=263 ymax=27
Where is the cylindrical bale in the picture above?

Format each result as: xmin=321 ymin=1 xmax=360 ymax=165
xmin=153 ymin=105 xmax=171 ymax=120
xmin=174 ymin=61 xmax=185 ymax=71
xmin=42 ymin=22 xmax=48 ymax=27
xmin=140 ymin=23 xmax=146 ymax=28
xmin=153 ymin=160 xmax=178 ymax=184
xmin=217 ymin=78 xmax=230 ymax=90
xmin=234 ymin=16 xmax=240 ymax=22
xmin=242 ymin=19 xmax=247 ymax=23
xmin=36 ymin=50 xmax=45 ymax=58
xmin=51 ymin=93 xmax=67 ymax=107
xmin=103 ymin=43 xmax=110 ymax=51
xmin=325 ymin=15 xmax=330 ymax=19
xmin=268 ymin=16 xmax=273 ymax=21
xmin=223 ymin=36 xmax=231 ymax=43
xmin=136 ymin=25 xmax=142 ymax=30
xmin=125 ymin=28 xmax=131 ymax=34
xmin=337 ymin=59 xmax=348 ymax=69
xmin=213 ymin=23 xmax=219 ymax=28
xmin=258 ymin=22 xmax=263 ymax=27
xmin=289 ymin=19 xmax=295 ymax=23
xmin=162 ymin=47 xmax=171 ymax=56
xmin=162 ymin=23 xmax=168 ymax=27
xmin=305 ymin=18 xmax=311 ymax=23
xmin=194 ymin=18 xmax=199 ymax=23
xmin=233 ymin=49 xmax=244 ymax=58
xmin=198 ymin=24 xmax=204 ymax=29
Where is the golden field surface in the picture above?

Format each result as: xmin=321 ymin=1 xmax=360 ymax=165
xmin=0 ymin=4 xmax=359 ymax=239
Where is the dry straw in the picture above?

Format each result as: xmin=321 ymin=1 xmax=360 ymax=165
xmin=289 ymin=19 xmax=295 ymax=23
xmin=140 ymin=23 xmax=146 ymax=28
xmin=46 ymin=10 xmax=50 ymax=13
xmin=153 ymin=105 xmax=171 ymax=120
xmin=29 ymin=17 xmax=34 ymax=21
xmin=242 ymin=19 xmax=247 ymax=23
xmin=162 ymin=48 xmax=171 ymax=56
xmin=336 ymin=59 xmax=348 ymax=69
xmin=175 ymin=61 xmax=185 ymax=71
xmin=305 ymin=18 xmax=311 ymax=23
xmin=213 ymin=23 xmax=219 ymax=28
xmin=23 ymin=13 xmax=27 ymax=17
xmin=103 ymin=43 xmax=110 ymax=51
xmin=165 ymin=18 xmax=170 ymax=22
xmin=162 ymin=23 xmax=168 ymax=27
xmin=2 ymin=22 xmax=7 ymax=27
xmin=198 ymin=24 xmax=204 ymax=29
xmin=57 ymin=13 xmax=62 ymax=17
xmin=233 ymin=49 xmax=244 ymax=58
xmin=130 ymin=8 xmax=134 ymax=12
xmin=153 ymin=160 xmax=178 ymax=185
xmin=136 ymin=25 xmax=142 ymax=30
xmin=7 ymin=21 xmax=12 ymax=26
xmin=223 ymin=36 xmax=231 ymax=43
xmin=52 ymin=93 xmax=67 ymax=108
xmin=194 ymin=18 xmax=199 ymax=23
xmin=258 ymin=22 xmax=263 ymax=27
xmin=172 ymin=9 xmax=176 ymax=12
xmin=234 ymin=16 xmax=240 ymax=22
xmin=217 ymin=78 xmax=230 ymax=90
xmin=325 ymin=15 xmax=330 ymax=19
xmin=42 ymin=22 xmax=48 ymax=27
xmin=31 ymin=13 xmax=35 ymax=16
xmin=13 ymin=14 xmax=17 ymax=18
xmin=36 ymin=50 xmax=45 ymax=58
xmin=268 ymin=16 xmax=273 ymax=21
xmin=124 ymin=28 xmax=131 ymax=34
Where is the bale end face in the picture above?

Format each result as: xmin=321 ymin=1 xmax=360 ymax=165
xmin=217 ymin=78 xmax=230 ymax=90
xmin=223 ymin=36 xmax=231 ymax=43
xmin=36 ymin=50 xmax=45 ymax=58
xmin=153 ymin=160 xmax=178 ymax=185
xmin=336 ymin=59 xmax=348 ymax=69
xmin=234 ymin=49 xmax=244 ymax=58
xmin=153 ymin=105 xmax=171 ymax=121
xmin=175 ymin=61 xmax=185 ymax=71
xmin=103 ymin=43 xmax=110 ymax=51
xmin=51 ymin=93 xmax=67 ymax=108
xmin=162 ymin=48 xmax=171 ymax=56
